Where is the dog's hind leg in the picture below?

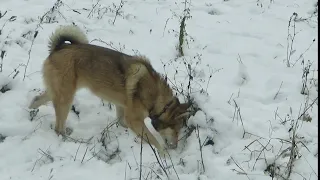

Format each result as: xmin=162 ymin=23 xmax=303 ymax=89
xmin=52 ymin=95 xmax=74 ymax=135
xmin=49 ymin=80 xmax=76 ymax=135
xmin=43 ymin=59 xmax=76 ymax=135
xmin=28 ymin=91 xmax=51 ymax=109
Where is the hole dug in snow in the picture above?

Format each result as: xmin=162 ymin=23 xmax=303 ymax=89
xmin=208 ymin=8 xmax=222 ymax=15
xmin=0 ymin=83 xmax=11 ymax=93
xmin=204 ymin=139 xmax=215 ymax=146
xmin=0 ymin=72 xmax=19 ymax=93
xmin=0 ymin=134 xmax=7 ymax=143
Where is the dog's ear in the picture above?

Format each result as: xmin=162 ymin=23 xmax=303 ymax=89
xmin=179 ymin=102 xmax=191 ymax=112
xmin=174 ymin=102 xmax=192 ymax=121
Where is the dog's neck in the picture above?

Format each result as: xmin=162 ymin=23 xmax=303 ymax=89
xmin=145 ymin=71 xmax=176 ymax=129
xmin=150 ymin=98 xmax=174 ymax=119
xmin=149 ymin=98 xmax=176 ymax=130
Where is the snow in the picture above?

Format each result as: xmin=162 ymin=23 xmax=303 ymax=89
xmin=0 ymin=0 xmax=318 ymax=180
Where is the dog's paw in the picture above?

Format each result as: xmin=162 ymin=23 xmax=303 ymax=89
xmin=66 ymin=127 xmax=73 ymax=136
xmin=29 ymin=109 xmax=39 ymax=121
xmin=50 ymin=124 xmax=73 ymax=136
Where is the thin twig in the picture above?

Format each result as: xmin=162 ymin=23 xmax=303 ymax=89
xmin=286 ymin=12 xmax=298 ymax=67
xmin=230 ymin=156 xmax=251 ymax=180
xmin=273 ymin=81 xmax=283 ymax=100
xmin=196 ymin=125 xmax=205 ymax=173
xmin=139 ymin=128 xmax=143 ymax=180
xmin=164 ymin=149 xmax=180 ymax=180
xmin=112 ymin=0 xmax=125 ymax=25
xmin=146 ymin=136 xmax=169 ymax=179
xmin=233 ymin=100 xmax=246 ymax=138
xmin=74 ymin=143 xmax=81 ymax=161
xmin=81 ymin=147 xmax=88 ymax=163
xmin=87 ymin=0 xmax=101 ymax=18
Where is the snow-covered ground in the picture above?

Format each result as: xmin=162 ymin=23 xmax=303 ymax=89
xmin=0 ymin=0 xmax=318 ymax=179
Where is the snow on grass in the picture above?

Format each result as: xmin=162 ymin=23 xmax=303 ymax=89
xmin=0 ymin=0 xmax=318 ymax=180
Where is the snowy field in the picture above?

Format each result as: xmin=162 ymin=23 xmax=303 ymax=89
xmin=0 ymin=0 xmax=318 ymax=179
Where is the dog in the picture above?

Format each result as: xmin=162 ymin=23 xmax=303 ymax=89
xmin=28 ymin=25 xmax=191 ymax=152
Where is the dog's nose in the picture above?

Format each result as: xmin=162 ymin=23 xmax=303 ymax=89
xmin=168 ymin=142 xmax=177 ymax=149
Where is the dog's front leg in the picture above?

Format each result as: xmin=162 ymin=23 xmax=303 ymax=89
xmin=116 ymin=105 xmax=127 ymax=128
xmin=125 ymin=109 xmax=166 ymax=155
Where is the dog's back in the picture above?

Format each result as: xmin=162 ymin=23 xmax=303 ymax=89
xmin=46 ymin=43 xmax=132 ymax=106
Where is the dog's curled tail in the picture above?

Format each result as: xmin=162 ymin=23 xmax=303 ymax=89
xmin=48 ymin=25 xmax=89 ymax=54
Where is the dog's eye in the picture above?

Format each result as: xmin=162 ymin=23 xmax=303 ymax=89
xmin=151 ymin=118 xmax=160 ymax=130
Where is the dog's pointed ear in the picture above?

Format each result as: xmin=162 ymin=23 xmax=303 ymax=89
xmin=175 ymin=112 xmax=190 ymax=120
xmin=175 ymin=102 xmax=192 ymax=121
xmin=179 ymin=102 xmax=192 ymax=112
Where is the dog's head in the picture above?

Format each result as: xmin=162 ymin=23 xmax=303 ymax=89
xmin=151 ymin=98 xmax=191 ymax=149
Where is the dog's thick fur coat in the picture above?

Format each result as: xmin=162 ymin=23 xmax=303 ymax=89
xmin=28 ymin=25 xmax=190 ymax=151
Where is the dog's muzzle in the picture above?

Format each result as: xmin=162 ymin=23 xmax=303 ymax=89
xmin=166 ymin=141 xmax=178 ymax=149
